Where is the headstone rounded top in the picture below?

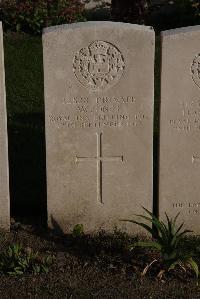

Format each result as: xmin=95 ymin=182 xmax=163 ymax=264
xmin=162 ymin=25 xmax=200 ymax=37
xmin=73 ymin=40 xmax=125 ymax=91
xmin=43 ymin=21 xmax=154 ymax=35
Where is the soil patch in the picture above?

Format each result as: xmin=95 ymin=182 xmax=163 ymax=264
xmin=0 ymin=225 xmax=199 ymax=298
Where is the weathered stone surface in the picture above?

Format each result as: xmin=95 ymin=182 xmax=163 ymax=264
xmin=0 ymin=22 xmax=10 ymax=230
xmin=43 ymin=21 xmax=154 ymax=234
xmin=159 ymin=26 xmax=200 ymax=233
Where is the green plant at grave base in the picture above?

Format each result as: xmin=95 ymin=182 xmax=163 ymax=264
xmin=0 ymin=244 xmax=54 ymax=275
xmin=72 ymin=224 xmax=84 ymax=238
xmin=30 ymin=254 xmax=54 ymax=275
xmin=121 ymin=207 xmax=199 ymax=284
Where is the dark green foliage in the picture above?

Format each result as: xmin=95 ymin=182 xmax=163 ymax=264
xmin=176 ymin=0 xmax=200 ymax=21
xmin=0 ymin=0 xmax=86 ymax=35
xmin=111 ymin=0 xmax=148 ymax=24
xmin=122 ymin=208 xmax=199 ymax=283
xmin=147 ymin=0 xmax=200 ymax=31
xmin=0 ymin=244 xmax=54 ymax=275
xmin=166 ymin=0 xmax=200 ymax=29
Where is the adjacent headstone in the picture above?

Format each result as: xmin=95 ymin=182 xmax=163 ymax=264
xmin=160 ymin=26 xmax=200 ymax=233
xmin=43 ymin=21 xmax=154 ymax=234
xmin=0 ymin=22 xmax=10 ymax=230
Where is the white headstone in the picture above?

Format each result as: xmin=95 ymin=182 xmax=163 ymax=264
xmin=160 ymin=26 xmax=200 ymax=233
xmin=43 ymin=21 xmax=154 ymax=233
xmin=0 ymin=22 xmax=10 ymax=230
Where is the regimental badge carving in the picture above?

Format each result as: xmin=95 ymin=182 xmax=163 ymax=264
xmin=191 ymin=53 xmax=200 ymax=89
xmin=73 ymin=41 xmax=125 ymax=91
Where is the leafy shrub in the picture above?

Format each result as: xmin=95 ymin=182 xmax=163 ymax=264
xmin=111 ymin=0 xmax=149 ymax=24
xmin=0 ymin=244 xmax=54 ymax=275
xmin=0 ymin=0 xmax=85 ymax=35
xmin=147 ymin=0 xmax=200 ymax=31
xmin=176 ymin=0 xmax=200 ymax=19
xmin=172 ymin=0 xmax=200 ymax=27
xmin=122 ymin=207 xmax=199 ymax=283
xmin=72 ymin=223 xmax=84 ymax=238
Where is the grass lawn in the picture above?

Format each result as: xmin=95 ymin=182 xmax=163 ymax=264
xmin=4 ymin=33 xmax=46 ymax=222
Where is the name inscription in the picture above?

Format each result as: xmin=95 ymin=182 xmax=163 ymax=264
xmin=169 ymin=99 xmax=200 ymax=132
xmin=49 ymin=95 xmax=147 ymax=129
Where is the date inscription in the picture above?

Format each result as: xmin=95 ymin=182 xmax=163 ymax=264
xmin=169 ymin=99 xmax=200 ymax=132
xmin=49 ymin=95 xmax=147 ymax=129
xmin=173 ymin=202 xmax=200 ymax=214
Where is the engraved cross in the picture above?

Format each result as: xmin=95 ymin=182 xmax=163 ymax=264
xmin=75 ymin=132 xmax=123 ymax=204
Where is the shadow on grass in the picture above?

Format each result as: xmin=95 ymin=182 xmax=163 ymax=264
xmin=4 ymin=33 xmax=46 ymax=225
xmin=8 ymin=113 xmax=47 ymax=225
